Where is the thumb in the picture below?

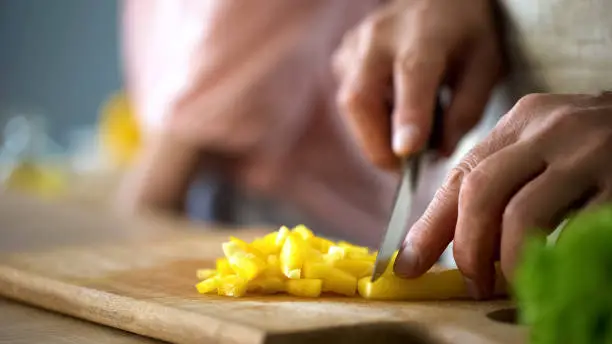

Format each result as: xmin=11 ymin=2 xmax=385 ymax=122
xmin=392 ymin=49 xmax=446 ymax=157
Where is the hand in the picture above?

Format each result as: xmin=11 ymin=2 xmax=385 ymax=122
xmin=394 ymin=92 xmax=612 ymax=299
xmin=333 ymin=0 xmax=504 ymax=168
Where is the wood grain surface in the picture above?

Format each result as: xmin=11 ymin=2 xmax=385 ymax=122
xmin=0 ymin=191 xmax=200 ymax=344
xmin=0 ymin=228 xmax=527 ymax=344
xmin=0 ymin=298 xmax=165 ymax=344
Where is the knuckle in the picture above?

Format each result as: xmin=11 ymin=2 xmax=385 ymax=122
xmin=444 ymin=163 xmax=471 ymax=192
xmin=578 ymin=122 xmax=612 ymax=159
xmin=336 ymin=87 xmax=362 ymax=114
xmin=359 ymin=12 xmax=390 ymax=38
xmin=459 ymin=168 xmax=490 ymax=204
xmin=396 ymin=49 xmax=437 ymax=73
xmin=513 ymin=93 xmax=546 ymax=111
xmin=331 ymin=31 xmax=362 ymax=79
xmin=540 ymin=105 xmax=581 ymax=134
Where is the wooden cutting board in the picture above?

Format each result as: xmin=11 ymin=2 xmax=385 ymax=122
xmin=0 ymin=230 xmax=527 ymax=344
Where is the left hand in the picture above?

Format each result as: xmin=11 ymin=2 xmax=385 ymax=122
xmin=394 ymin=92 xmax=612 ymax=299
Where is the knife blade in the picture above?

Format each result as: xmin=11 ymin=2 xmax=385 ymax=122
xmin=371 ymin=155 xmax=421 ymax=282
xmin=371 ymin=98 xmax=444 ymax=282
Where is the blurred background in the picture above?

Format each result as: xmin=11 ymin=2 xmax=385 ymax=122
xmin=0 ymin=0 xmax=491 ymax=249
xmin=1 ymin=0 xmax=120 ymax=147
xmin=0 ymin=0 xmax=133 ymax=205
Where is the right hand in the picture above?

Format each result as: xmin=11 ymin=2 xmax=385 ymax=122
xmin=333 ymin=0 xmax=505 ymax=168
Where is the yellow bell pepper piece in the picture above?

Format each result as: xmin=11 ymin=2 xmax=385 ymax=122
xmin=248 ymin=277 xmax=285 ymax=294
xmin=217 ymin=275 xmax=248 ymax=297
xmin=303 ymin=262 xmax=357 ymax=296
xmin=292 ymin=224 xmax=314 ymax=240
xmin=333 ymin=259 xmax=373 ymax=279
xmin=337 ymin=241 xmax=370 ymax=254
xmin=328 ymin=245 xmax=376 ymax=261
xmin=195 ymin=276 xmax=218 ymax=294
xmin=280 ymin=233 xmax=309 ymax=279
xmin=358 ymin=263 xmax=507 ymax=300
xmin=196 ymin=269 xmax=216 ymax=280
xmin=222 ymin=242 xmax=243 ymax=257
xmin=286 ymin=279 xmax=322 ymax=298
xmin=264 ymin=255 xmax=284 ymax=278
xmin=98 ymin=91 xmax=141 ymax=168
xmin=276 ymin=226 xmax=291 ymax=247
xmin=250 ymin=238 xmax=275 ymax=256
xmin=228 ymin=236 xmax=265 ymax=258
xmin=307 ymin=236 xmax=335 ymax=253
xmin=216 ymin=258 xmax=234 ymax=276
xmin=228 ymin=252 xmax=267 ymax=281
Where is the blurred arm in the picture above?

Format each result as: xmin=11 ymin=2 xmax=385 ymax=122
xmin=117 ymin=0 xmax=338 ymax=215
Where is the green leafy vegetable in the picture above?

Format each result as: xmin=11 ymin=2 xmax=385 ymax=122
xmin=514 ymin=205 xmax=612 ymax=344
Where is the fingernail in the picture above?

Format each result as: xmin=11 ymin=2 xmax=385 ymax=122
xmin=394 ymin=247 xmax=420 ymax=278
xmin=392 ymin=125 xmax=421 ymax=156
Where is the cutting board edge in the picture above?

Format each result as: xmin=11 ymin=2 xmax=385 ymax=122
xmin=0 ymin=264 xmax=267 ymax=344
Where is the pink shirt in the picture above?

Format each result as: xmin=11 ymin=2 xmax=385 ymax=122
xmin=121 ymin=0 xmax=401 ymax=246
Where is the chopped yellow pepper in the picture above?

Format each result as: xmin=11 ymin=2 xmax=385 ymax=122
xmin=303 ymin=262 xmax=357 ymax=296
xmin=248 ymin=276 xmax=285 ymax=294
xmin=276 ymin=226 xmax=291 ymax=246
xmin=228 ymin=252 xmax=267 ymax=281
xmin=307 ymin=236 xmax=335 ymax=253
xmin=196 ymin=269 xmax=216 ymax=280
xmin=358 ymin=264 xmax=507 ymax=300
xmin=216 ymin=258 xmax=234 ymax=276
xmin=194 ymin=225 xmax=507 ymax=300
xmin=292 ymin=224 xmax=314 ymax=240
xmin=195 ymin=276 xmax=218 ymax=294
xmin=229 ymin=236 xmax=265 ymax=258
xmin=217 ymin=275 xmax=248 ymax=297
xmin=333 ymin=259 xmax=372 ymax=279
xmin=286 ymin=279 xmax=322 ymax=298
xmin=280 ymin=233 xmax=309 ymax=279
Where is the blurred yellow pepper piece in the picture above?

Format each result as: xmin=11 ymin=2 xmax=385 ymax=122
xmin=3 ymin=161 xmax=67 ymax=198
xmin=98 ymin=91 xmax=141 ymax=168
xmin=228 ymin=252 xmax=267 ymax=281
xmin=217 ymin=275 xmax=248 ymax=297
xmin=248 ymin=276 xmax=285 ymax=294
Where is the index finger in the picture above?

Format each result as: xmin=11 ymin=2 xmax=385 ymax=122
xmin=392 ymin=44 xmax=446 ymax=156
xmin=394 ymin=123 xmax=519 ymax=278
xmin=336 ymin=47 xmax=396 ymax=169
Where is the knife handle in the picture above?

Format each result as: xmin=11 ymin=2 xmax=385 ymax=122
xmin=427 ymin=95 xmax=445 ymax=152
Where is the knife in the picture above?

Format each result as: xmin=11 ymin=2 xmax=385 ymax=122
xmin=371 ymin=97 xmax=445 ymax=282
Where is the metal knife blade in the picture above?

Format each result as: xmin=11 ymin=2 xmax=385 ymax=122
xmin=370 ymin=96 xmax=444 ymax=282
xmin=371 ymin=155 xmax=421 ymax=282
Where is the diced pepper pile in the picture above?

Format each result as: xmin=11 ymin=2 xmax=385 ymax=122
xmin=195 ymin=225 xmax=506 ymax=300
